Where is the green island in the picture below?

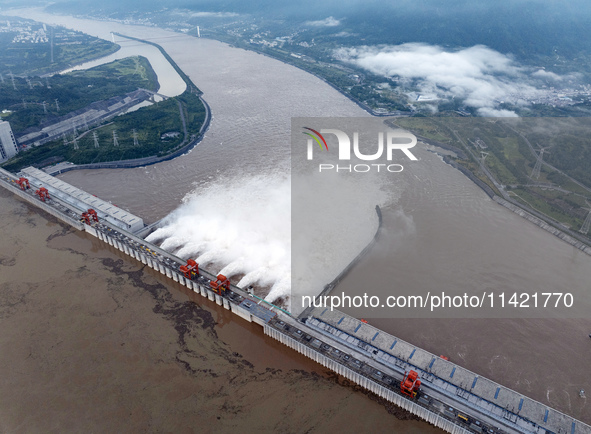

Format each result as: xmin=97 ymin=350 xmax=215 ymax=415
xmin=0 ymin=56 xmax=158 ymax=132
xmin=1 ymin=18 xmax=208 ymax=173
xmin=392 ymin=116 xmax=591 ymax=244
xmin=2 ymin=60 xmax=206 ymax=172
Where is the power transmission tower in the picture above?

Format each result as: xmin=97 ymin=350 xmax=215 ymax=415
xmin=46 ymin=77 xmax=51 ymax=88
xmin=73 ymin=136 xmax=79 ymax=150
xmin=26 ymin=78 xmax=32 ymax=89
xmin=42 ymin=101 xmax=47 ymax=114
xmin=9 ymin=72 xmax=16 ymax=90
xmin=580 ymin=204 xmax=591 ymax=235
xmin=72 ymin=123 xmax=78 ymax=137
xmin=83 ymin=115 xmax=88 ymax=130
xmin=531 ymin=145 xmax=550 ymax=180
xmin=132 ymin=129 xmax=139 ymax=146
xmin=478 ymin=151 xmax=489 ymax=175
xmin=112 ymin=130 xmax=119 ymax=147
xmin=22 ymin=99 xmax=26 ymax=109
xmin=0 ymin=73 xmax=4 ymax=83
xmin=63 ymin=134 xmax=68 ymax=146
xmin=54 ymin=99 xmax=59 ymax=112
xmin=93 ymin=131 xmax=100 ymax=148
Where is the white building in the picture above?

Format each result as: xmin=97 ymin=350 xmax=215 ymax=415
xmin=0 ymin=120 xmax=19 ymax=163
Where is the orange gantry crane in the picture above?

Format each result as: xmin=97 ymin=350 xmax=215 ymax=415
xmin=180 ymin=259 xmax=199 ymax=279
xmin=16 ymin=177 xmax=30 ymax=190
xmin=210 ymin=274 xmax=230 ymax=295
xmin=35 ymin=187 xmax=50 ymax=202
xmin=401 ymin=370 xmax=421 ymax=399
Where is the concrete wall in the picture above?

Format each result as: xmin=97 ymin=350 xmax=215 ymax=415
xmin=264 ymin=324 xmax=470 ymax=434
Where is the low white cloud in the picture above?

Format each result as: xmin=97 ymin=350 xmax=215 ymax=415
xmin=532 ymin=69 xmax=563 ymax=80
xmin=334 ymin=43 xmax=561 ymax=116
xmin=305 ymin=16 xmax=341 ymax=27
xmin=172 ymin=10 xmax=240 ymax=18
xmin=477 ymin=107 xmax=519 ymax=117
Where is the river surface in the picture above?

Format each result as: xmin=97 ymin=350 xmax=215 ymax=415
xmin=3 ymin=7 xmax=591 ymax=427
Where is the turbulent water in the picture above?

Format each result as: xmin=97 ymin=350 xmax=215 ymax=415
xmin=146 ymin=171 xmax=292 ymax=305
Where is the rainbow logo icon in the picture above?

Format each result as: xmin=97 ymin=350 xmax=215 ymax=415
xmin=303 ymin=127 xmax=328 ymax=151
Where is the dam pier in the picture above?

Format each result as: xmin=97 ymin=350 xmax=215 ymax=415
xmin=0 ymin=166 xmax=588 ymax=434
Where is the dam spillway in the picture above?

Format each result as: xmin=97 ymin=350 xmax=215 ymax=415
xmin=0 ymin=166 xmax=589 ymax=434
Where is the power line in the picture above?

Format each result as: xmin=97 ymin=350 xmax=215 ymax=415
xmin=50 ymin=26 xmax=54 ymax=63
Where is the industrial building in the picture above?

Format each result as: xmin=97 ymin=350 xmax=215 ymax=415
xmin=0 ymin=120 xmax=19 ymax=163
xmin=19 ymin=166 xmax=144 ymax=233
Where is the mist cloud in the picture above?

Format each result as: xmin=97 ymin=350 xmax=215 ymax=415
xmin=172 ymin=10 xmax=240 ymax=18
xmin=334 ymin=43 xmax=562 ymax=116
xmin=305 ymin=16 xmax=341 ymax=27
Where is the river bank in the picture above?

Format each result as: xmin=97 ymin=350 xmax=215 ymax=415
xmin=410 ymin=128 xmax=591 ymax=257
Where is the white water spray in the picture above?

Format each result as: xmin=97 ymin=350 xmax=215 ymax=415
xmin=147 ymin=172 xmax=292 ymax=305
xmin=146 ymin=167 xmax=400 ymax=313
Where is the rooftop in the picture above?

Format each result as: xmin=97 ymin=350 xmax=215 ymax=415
xmin=21 ymin=166 xmax=142 ymax=229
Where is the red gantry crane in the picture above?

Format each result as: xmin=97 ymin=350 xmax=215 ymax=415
xmin=16 ymin=177 xmax=30 ymax=190
xmin=401 ymin=370 xmax=421 ymax=399
xmin=81 ymin=209 xmax=99 ymax=225
xmin=210 ymin=274 xmax=230 ymax=295
xmin=35 ymin=187 xmax=50 ymax=202
xmin=180 ymin=259 xmax=199 ymax=279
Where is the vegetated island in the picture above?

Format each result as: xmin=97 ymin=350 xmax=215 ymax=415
xmin=1 ymin=40 xmax=208 ymax=172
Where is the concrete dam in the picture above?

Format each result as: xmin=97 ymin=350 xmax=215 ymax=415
xmin=0 ymin=166 xmax=589 ymax=434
